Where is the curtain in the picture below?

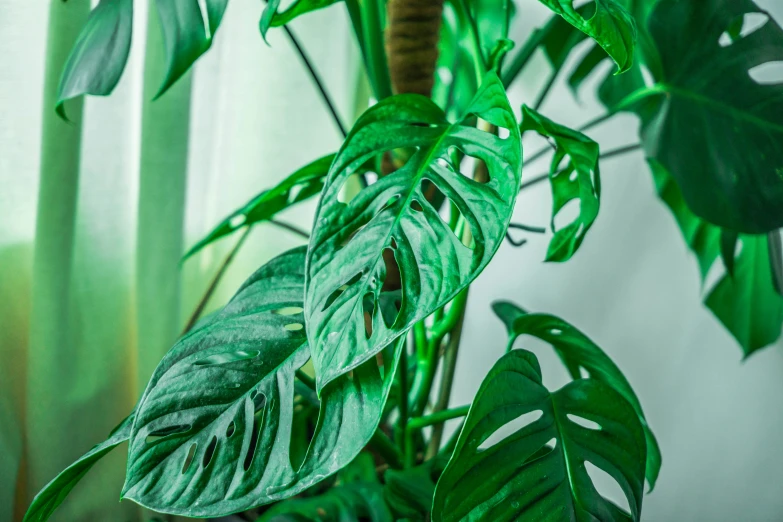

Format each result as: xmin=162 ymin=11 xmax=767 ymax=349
xmin=0 ymin=1 xmax=355 ymax=520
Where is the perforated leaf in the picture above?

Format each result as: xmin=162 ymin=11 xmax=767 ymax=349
xmin=519 ymin=106 xmax=601 ymax=262
xmin=305 ymin=72 xmax=522 ymax=392
xmin=56 ymin=0 xmax=133 ymax=118
xmin=154 ymin=0 xmax=229 ymax=98
xmin=536 ymin=0 xmax=637 ymax=73
xmin=492 ymin=302 xmax=661 ymax=489
xmin=256 ymin=482 xmax=392 ymax=522
xmin=433 ymin=350 xmax=646 ymax=522
xmin=121 ymin=248 xmax=401 ymax=516
xmin=22 ymin=414 xmax=134 ymax=522
xmin=183 ymin=154 xmax=334 ymax=260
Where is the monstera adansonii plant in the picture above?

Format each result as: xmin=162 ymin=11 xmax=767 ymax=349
xmin=25 ymin=0 xmax=783 ymax=520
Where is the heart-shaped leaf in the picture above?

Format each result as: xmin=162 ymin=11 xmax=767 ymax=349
xmin=56 ymin=0 xmax=133 ymax=119
xmin=432 ymin=350 xmax=647 ymax=521
xmin=22 ymin=414 xmax=134 ymax=522
xmin=536 ymin=0 xmax=637 ymax=74
xmin=305 ymin=72 xmax=522 ymax=392
xmin=519 ymin=106 xmax=601 ymax=262
xmin=492 ymin=301 xmax=661 ymax=489
xmin=183 ymin=154 xmax=334 ymax=260
xmin=121 ymin=247 xmax=401 ymax=516
xmin=649 ymin=159 xmax=783 ymax=355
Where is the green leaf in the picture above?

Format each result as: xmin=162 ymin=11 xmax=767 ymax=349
xmin=627 ymin=0 xmax=783 ymax=233
xmin=536 ymin=0 xmax=637 ymax=73
xmin=432 ymin=350 xmax=647 ymax=521
xmin=305 ymin=72 xmax=522 ymax=392
xmin=649 ymin=159 xmax=783 ymax=356
xmin=121 ymin=247 xmax=402 ymax=516
xmin=471 ymin=0 xmax=513 ymax=60
xmin=23 ymin=414 xmax=134 ymax=522
xmin=519 ymin=106 xmax=601 ymax=262
xmin=255 ymin=481 xmax=392 ymax=522
xmin=261 ymin=0 xmax=341 ymax=39
xmin=383 ymin=455 xmax=447 ymax=521
xmin=491 ymin=301 xmax=661 ymax=490
xmin=720 ymin=229 xmax=739 ymax=278
xmin=183 ymin=154 xmax=334 ymax=260
xmin=154 ymin=0 xmax=229 ymax=98
xmin=56 ymin=0 xmax=133 ymax=119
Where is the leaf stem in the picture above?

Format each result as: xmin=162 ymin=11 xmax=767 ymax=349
xmin=398 ymin=344 xmax=410 ymax=463
xmin=369 ymin=429 xmax=403 ymax=469
xmin=269 ymin=218 xmax=311 ymax=239
xmin=532 ymin=69 xmax=558 ymax=111
xmin=408 ymin=405 xmax=469 ymax=430
xmin=282 ymin=25 xmax=348 ymax=138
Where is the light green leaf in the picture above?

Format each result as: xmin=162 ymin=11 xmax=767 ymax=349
xmin=536 ymin=0 xmax=637 ymax=73
xmin=519 ymin=106 xmax=601 ymax=262
xmin=121 ymin=248 xmax=402 ymax=516
xmin=183 ymin=154 xmax=334 ymax=260
xmin=305 ymin=72 xmax=522 ymax=393
xmin=56 ymin=0 xmax=133 ymax=119
xmin=23 ymin=414 xmax=134 ymax=522
xmin=471 ymin=0 xmax=513 ymax=59
xmin=432 ymin=350 xmax=647 ymax=521
xmin=650 ymin=159 xmax=783 ymax=356
xmin=255 ymin=481 xmax=392 ymax=522
xmin=491 ymin=301 xmax=661 ymax=490
xmin=625 ymin=0 xmax=783 ymax=233
xmin=261 ymin=0 xmax=340 ymax=39
xmin=154 ymin=0 xmax=229 ymax=98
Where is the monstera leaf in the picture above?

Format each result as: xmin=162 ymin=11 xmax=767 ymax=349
xmin=255 ymin=482 xmax=392 ymax=522
xmin=22 ymin=414 xmax=134 ymax=522
xmin=56 ymin=0 xmax=133 ymax=118
xmin=650 ymin=160 xmax=783 ymax=355
xmin=536 ymin=0 xmax=637 ymax=73
xmin=121 ymin=248 xmax=402 ymax=516
xmin=432 ymin=350 xmax=647 ymax=521
xmin=492 ymin=302 xmax=661 ymax=489
xmin=519 ymin=106 xmax=601 ymax=262
xmin=305 ymin=72 xmax=522 ymax=392
xmin=183 ymin=154 xmax=334 ymax=260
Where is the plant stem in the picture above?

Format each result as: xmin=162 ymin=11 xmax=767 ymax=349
xmin=182 ymin=226 xmax=252 ymax=334
xmin=370 ymin=429 xmax=403 ymax=469
xmin=519 ymin=143 xmax=643 ymax=192
xmin=295 ymin=369 xmax=316 ymax=390
xmin=397 ymin=344 xmax=409 ymax=452
xmin=269 ymin=219 xmax=310 ymax=239
xmin=282 ymin=25 xmax=348 ymax=138
xmin=532 ymin=69 xmax=558 ymax=111
xmin=408 ymin=405 xmax=469 ymax=430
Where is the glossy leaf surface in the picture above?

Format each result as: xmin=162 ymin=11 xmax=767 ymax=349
xmin=183 ymin=154 xmax=334 ymax=260
xmin=650 ymin=160 xmax=783 ymax=355
xmin=154 ymin=0 xmax=229 ymax=98
xmin=122 ymin=248 xmax=401 ymax=516
xmin=23 ymin=414 xmax=134 ymax=522
xmin=519 ymin=106 xmax=601 ymax=262
xmin=433 ymin=350 xmax=646 ymax=521
xmin=492 ymin=301 xmax=661 ymax=489
xmin=383 ymin=455 xmax=447 ymax=520
xmin=56 ymin=0 xmax=133 ymax=118
xmin=536 ymin=0 xmax=637 ymax=73
xmin=305 ymin=72 xmax=521 ymax=392
xmin=260 ymin=0 xmax=340 ymax=38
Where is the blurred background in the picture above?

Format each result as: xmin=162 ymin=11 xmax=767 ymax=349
xmin=2 ymin=0 xmax=783 ymax=520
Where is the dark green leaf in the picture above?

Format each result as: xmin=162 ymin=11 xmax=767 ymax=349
xmin=383 ymin=455 xmax=447 ymax=521
xmin=432 ymin=350 xmax=647 ymax=521
xmin=154 ymin=0 xmax=229 ymax=98
xmin=261 ymin=0 xmax=340 ymax=39
xmin=650 ymin=159 xmax=783 ymax=356
xmin=23 ymin=414 xmax=134 ymax=522
xmin=255 ymin=481 xmax=392 ymax=522
xmin=305 ymin=72 xmax=522 ymax=392
xmin=56 ymin=0 xmax=133 ymax=119
xmin=536 ymin=0 xmax=637 ymax=73
xmin=627 ymin=0 xmax=783 ymax=233
xmin=121 ymin=248 xmax=402 ymax=516
xmin=519 ymin=106 xmax=601 ymax=262
xmin=183 ymin=154 xmax=334 ymax=260
xmin=491 ymin=301 xmax=661 ymax=489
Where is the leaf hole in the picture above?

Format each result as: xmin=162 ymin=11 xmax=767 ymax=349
xmin=567 ymin=414 xmax=602 ymax=431
xmin=523 ymin=437 xmax=558 ymax=464
xmin=145 ymin=424 xmax=192 ymax=445
xmin=585 ymin=461 xmax=632 ymax=515
xmin=322 ymin=272 xmax=363 ymax=311
xmin=338 ymin=170 xmax=375 ymax=204
xmin=550 ymin=328 xmax=562 ymax=336
xmin=749 ymin=61 xmax=783 ymax=85
xmin=719 ymin=12 xmax=769 ymax=46
xmin=579 ymin=367 xmax=591 ymax=379
xmin=497 ymin=126 xmax=510 ymax=140
xmin=225 ymin=421 xmax=236 ymax=438
xmin=194 ymin=349 xmax=261 ymax=366
xmin=411 ymin=199 xmax=424 ymax=212
xmin=284 ymin=323 xmax=304 ymax=332
xmin=478 ymin=410 xmax=543 ymax=450
xmin=273 ymin=306 xmax=303 ymax=316
xmin=553 ymin=199 xmax=582 ymax=232
xmin=362 ymin=293 xmax=376 ymax=339
xmin=182 ymin=442 xmax=197 ymax=474
xmin=229 ymin=214 xmax=246 ymax=228
xmin=202 ymin=435 xmax=218 ymax=468
xmin=244 ymin=394 xmax=267 ymax=471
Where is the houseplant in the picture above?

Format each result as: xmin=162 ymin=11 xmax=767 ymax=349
xmin=24 ymin=0 xmax=783 ymax=520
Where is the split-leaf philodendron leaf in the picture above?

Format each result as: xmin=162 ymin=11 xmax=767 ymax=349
xmin=432 ymin=350 xmax=647 ymax=521
xmin=519 ymin=106 xmax=601 ymax=262
xmin=536 ymin=0 xmax=637 ymax=74
xmin=22 ymin=414 xmax=134 ymax=522
xmin=650 ymin=160 xmax=783 ymax=355
xmin=183 ymin=154 xmax=334 ymax=260
xmin=56 ymin=0 xmax=133 ymax=119
xmin=491 ymin=301 xmax=661 ymax=490
xmin=256 ymin=482 xmax=392 ymax=522
xmin=121 ymin=247 xmax=401 ymax=516
xmin=305 ymin=71 xmax=522 ymax=393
